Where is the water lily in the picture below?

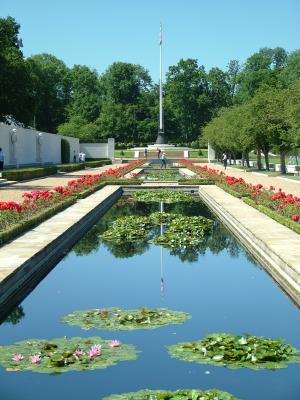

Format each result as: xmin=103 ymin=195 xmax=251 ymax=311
xmin=251 ymin=355 xmax=257 ymax=362
xmin=73 ymin=349 xmax=85 ymax=357
xmin=109 ymin=340 xmax=121 ymax=348
xmin=212 ymin=354 xmax=224 ymax=361
xmin=89 ymin=344 xmax=102 ymax=358
xmin=238 ymin=337 xmax=247 ymax=345
xmin=12 ymin=354 xmax=23 ymax=362
xmin=29 ymin=354 xmax=41 ymax=364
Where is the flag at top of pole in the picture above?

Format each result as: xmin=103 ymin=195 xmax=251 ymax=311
xmin=160 ymin=22 xmax=162 ymax=45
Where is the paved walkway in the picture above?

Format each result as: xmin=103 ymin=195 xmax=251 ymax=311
xmin=0 ymin=164 xmax=121 ymax=202
xmin=199 ymin=185 xmax=300 ymax=306
xmin=198 ymin=163 xmax=300 ymax=197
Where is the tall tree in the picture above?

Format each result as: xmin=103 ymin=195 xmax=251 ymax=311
xmin=67 ymin=65 xmax=102 ymax=122
xmin=26 ymin=54 xmax=71 ymax=132
xmin=0 ymin=16 xmax=33 ymax=123
xmin=165 ymin=59 xmax=210 ymax=143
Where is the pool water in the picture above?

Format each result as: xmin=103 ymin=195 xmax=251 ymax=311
xmin=1 ymin=197 xmax=300 ymax=400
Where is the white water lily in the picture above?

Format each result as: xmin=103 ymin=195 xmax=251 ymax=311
xmin=212 ymin=354 xmax=224 ymax=361
xmin=238 ymin=337 xmax=248 ymax=345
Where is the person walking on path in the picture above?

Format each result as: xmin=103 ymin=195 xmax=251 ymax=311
xmin=144 ymin=148 xmax=148 ymax=159
xmin=222 ymin=152 xmax=228 ymax=170
xmin=0 ymin=148 xmax=4 ymax=171
xmin=157 ymin=148 xmax=161 ymax=159
xmin=160 ymin=152 xmax=167 ymax=169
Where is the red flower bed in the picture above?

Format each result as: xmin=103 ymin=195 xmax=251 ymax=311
xmin=179 ymin=160 xmax=300 ymax=225
xmin=0 ymin=161 xmax=143 ymax=232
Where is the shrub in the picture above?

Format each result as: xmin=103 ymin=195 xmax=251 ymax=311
xmin=57 ymin=164 xmax=84 ymax=172
xmin=2 ymin=166 xmax=58 ymax=181
xmin=85 ymin=160 xmax=112 ymax=168
xmin=61 ymin=139 xmax=70 ymax=163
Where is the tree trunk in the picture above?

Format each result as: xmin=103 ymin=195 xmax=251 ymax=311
xmin=280 ymin=150 xmax=286 ymax=174
xmin=257 ymin=148 xmax=262 ymax=170
xmin=242 ymin=151 xmax=245 ymax=167
xmin=264 ymin=152 xmax=270 ymax=170
xmin=233 ymin=153 xmax=236 ymax=165
xmin=245 ymin=152 xmax=250 ymax=168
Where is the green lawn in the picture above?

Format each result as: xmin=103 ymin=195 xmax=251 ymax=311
xmin=189 ymin=149 xmax=208 ymax=157
xmin=114 ymin=150 xmax=134 ymax=158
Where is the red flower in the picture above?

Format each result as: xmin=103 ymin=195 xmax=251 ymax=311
xmin=291 ymin=214 xmax=300 ymax=222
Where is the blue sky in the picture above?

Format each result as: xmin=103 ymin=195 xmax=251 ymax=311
xmin=1 ymin=0 xmax=300 ymax=82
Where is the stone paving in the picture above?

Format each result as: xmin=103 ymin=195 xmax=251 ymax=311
xmin=0 ymin=164 xmax=121 ymax=202
xmin=199 ymin=185 xmax=300 ymax=305
xmin=199 ymin=163 xmax=300 ymax=196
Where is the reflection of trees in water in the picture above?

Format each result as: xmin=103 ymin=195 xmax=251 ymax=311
xmin=102 ymin=240 xmax=149 ymax=259
xmin=168 ymin=223 xmax=241 ymax=263
xmin=72 ymin=197 xmax=244 ymax=263
xmin=2 ymin=305 xmax=25 ymax=325
xmin=72 ymin=199 xmax=157 ymax=257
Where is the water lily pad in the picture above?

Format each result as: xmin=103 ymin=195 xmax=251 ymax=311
xmin=63 ymin=307 xmax=191 ymax=331
xmin=0 ymin=336 xmax=137 ymax=374
xmin=148 ymin=211 xmax=179 ymax=225
xmin=168 ymin=333 xmax=300 ymax=370
xmin=103 ymin=388 xmax=237 ymax=400
xmin=153 ymin=216 xmax=213 ymax=248
xmin=100 ymin=216 xmax=152 ymax=243
xmin=132 ymin=190 xmax=194 ymax=203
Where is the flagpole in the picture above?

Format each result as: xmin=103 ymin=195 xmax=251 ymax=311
xmin=155 ymin=22 xmax=166 ymax=144
xmin=159 ymin=22 xmax=163 ymax=132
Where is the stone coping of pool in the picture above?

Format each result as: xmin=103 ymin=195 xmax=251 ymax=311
xmin=198 ymin=185 xmax=300 ymax=307
xmin=0 ymin=185 xmax=123 ymax=321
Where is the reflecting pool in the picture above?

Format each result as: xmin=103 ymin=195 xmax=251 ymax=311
xmin=1 ymin=197 xmax=300 ymax=400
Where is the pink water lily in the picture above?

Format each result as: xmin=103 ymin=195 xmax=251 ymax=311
xmin=89 ymin=344 xmax=102 ymax=358
xmin=29 ymin=354 xmax=41 ymax=364
xmin=73 ymin=349 xmax=85 ymax=357
xmin=109 ymin=340 xmax=121 ymax=348
xmin=12 ymin=354 xmax=23 ymax=362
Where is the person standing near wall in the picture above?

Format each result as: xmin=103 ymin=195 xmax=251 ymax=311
xmin=0 ymin=148 xmax=4 ymax=171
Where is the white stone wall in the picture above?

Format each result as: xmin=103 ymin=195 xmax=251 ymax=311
xmin=0 ymin=124 xmax=79 ymax=167
xmin=80 ymin=139 xmax=115 ymax=160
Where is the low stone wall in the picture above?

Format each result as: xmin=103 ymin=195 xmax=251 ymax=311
xmin=0 ymin=186 xmax=122 ymax=321
xmin=198 ymin=185 xmax=300 ymax=306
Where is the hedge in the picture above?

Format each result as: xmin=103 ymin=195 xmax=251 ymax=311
xmin=57 ymin=164 xmax=84 ymax=172
xmin=2 ymin=166 xmax=58 ymax=181
xmin=178 ymin=178 xmax=215 ymax=185
xmin=61 ymin=139 xmax=70 ymax=164
xmin=84 ymin=160 xmax=112 ymax=168
xmin=243 ymin=198 xmax=300 ymax=235
xmin=0 ymin=197 xmax=76 ymax=245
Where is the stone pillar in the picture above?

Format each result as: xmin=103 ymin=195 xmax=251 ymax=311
xmin=107 ymin=138 xmax=115 ymax=160
xmin=208 ymin=142 xmax=216 ymax=163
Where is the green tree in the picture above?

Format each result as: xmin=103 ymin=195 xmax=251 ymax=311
xmin=165 ymin=59 xmax=210 ymax=143
xmin=0 ymin=16 xmax=33 ymax=123
xmin=26 ymin=53 xmax=71 ymax=132
xmin=67 ymin=65 xmax=102 ymax=122
xmin=235 ymin=47 xmax=287 ymax=103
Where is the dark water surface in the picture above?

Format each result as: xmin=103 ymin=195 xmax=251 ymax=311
xmin=1 ymin=198 xmax=300 ymax=400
